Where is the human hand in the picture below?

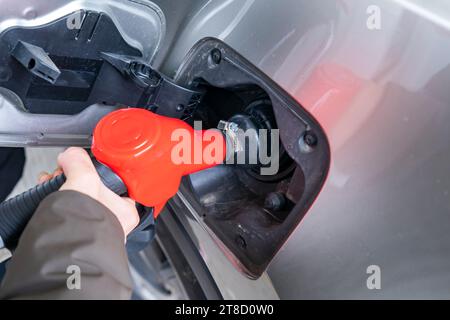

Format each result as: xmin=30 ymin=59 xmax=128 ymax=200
xmin=38 ymin=147 xmax=139 ymax=237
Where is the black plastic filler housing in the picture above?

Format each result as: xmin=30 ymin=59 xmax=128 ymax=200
xmin=0 ymin=11 xmax=202 ymax=118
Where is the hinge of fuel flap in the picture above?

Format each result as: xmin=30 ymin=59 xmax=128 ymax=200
xmin=99 ymin=52 xmax=204 ymax=119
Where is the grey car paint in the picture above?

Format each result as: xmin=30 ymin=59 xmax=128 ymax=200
xmin=1 ymin=0 xmax=449 ymax=299
xmin=154 ymin=0 xmax=450 ymax=299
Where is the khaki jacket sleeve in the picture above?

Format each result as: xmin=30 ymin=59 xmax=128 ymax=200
xmin=0 ymin=190 xmax=133 ymax=300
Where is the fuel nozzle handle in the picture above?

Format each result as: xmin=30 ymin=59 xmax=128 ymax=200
xmin=0 ymin=159 xmax=126 ymax=250
xmin=0 ymin=107 xmax=226 ymax=251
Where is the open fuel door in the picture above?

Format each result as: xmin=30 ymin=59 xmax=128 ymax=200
xmin=169 ymin=38 xmax=330 ymax=278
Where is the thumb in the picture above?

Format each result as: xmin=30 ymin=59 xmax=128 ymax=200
xmin=57 ymin=147 xmax=98 ymax=180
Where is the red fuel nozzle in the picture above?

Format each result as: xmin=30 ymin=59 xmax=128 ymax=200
xmin=91 ymin=108 xmax=226 ymax=217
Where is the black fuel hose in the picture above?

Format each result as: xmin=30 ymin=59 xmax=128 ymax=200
xmin=0 ymin=159 xmax=127 ymax=249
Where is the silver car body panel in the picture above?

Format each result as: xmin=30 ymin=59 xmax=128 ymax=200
xmin=0 ymin=0 xmax=165 ymax=62
xmin=156 ymin=0 xmax=450 ymax=299
xmin=1 ymin=0 xmax=449 ymax=299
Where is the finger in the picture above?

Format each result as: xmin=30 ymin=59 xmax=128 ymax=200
xmin=123 ymin=197 xmax=136 ymax=206
xmin=120 ymin=197 xmax=140 ymax=234
xmin=38 ymin=171 xmax=51 ymax=184
xmin=57 ymin=147 xmax=98 ymax=180
xmin=52 ymin=168 xmax=63 ymax=178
